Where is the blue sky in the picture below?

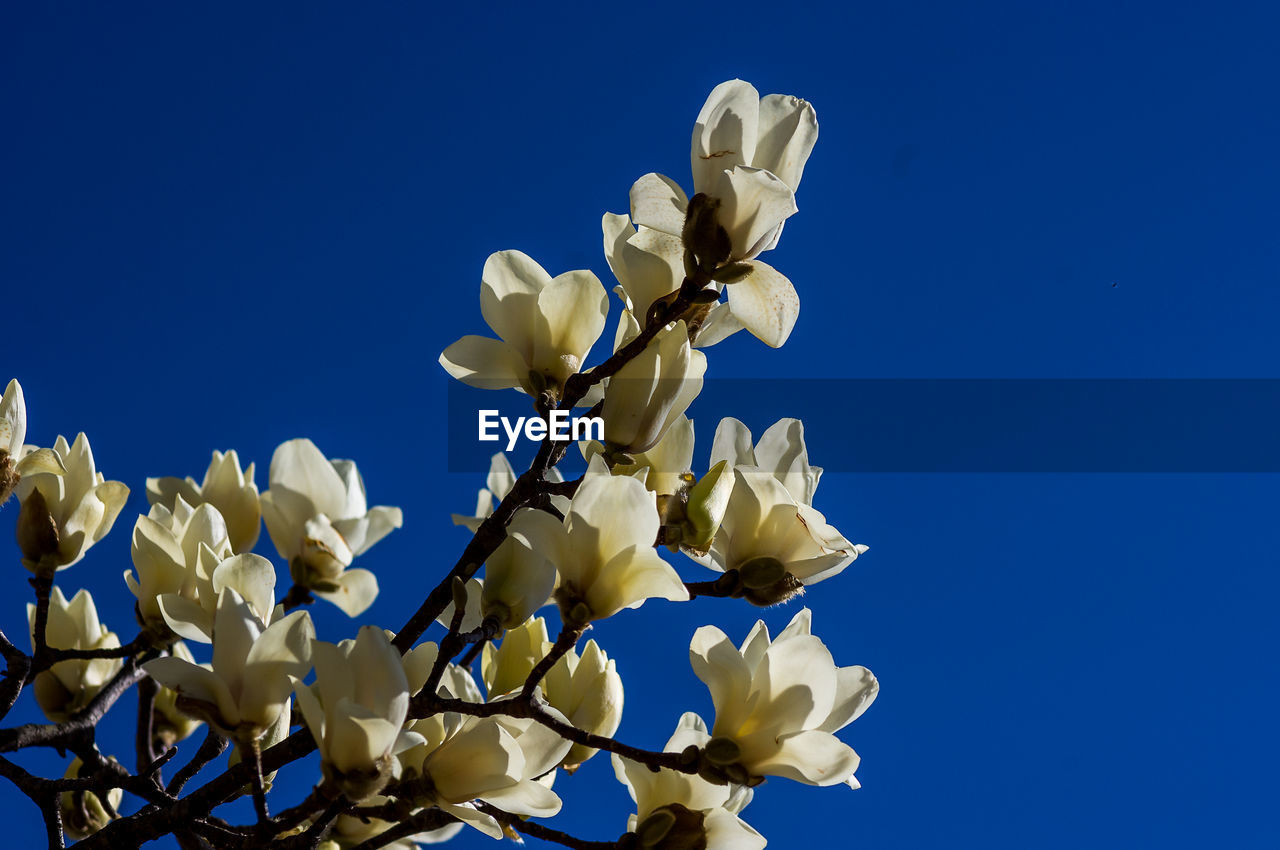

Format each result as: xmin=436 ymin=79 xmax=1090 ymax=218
xmin=3 ymin=2 xmax=1279 ymax=847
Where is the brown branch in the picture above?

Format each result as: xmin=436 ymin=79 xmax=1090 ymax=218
xmin=475 ymin=802 xmax=620 ymax=849
xmin=166 ymin=729 xmax=227 ymax=797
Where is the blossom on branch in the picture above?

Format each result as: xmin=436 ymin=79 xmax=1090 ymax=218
xmin=146 ymin=449 xmax=261 ymax=554
xmin=689 ymin=608 xmax=877 ymax=788
xmin=261 ymin=437 xmax=402 ymax=616
xmin=27 ymin=587 xmax=123 ymax=722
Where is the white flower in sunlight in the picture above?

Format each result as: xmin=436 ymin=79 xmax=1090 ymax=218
xmin=480 ymin=616 xmax=622 ymax=769
xmin=151 ymin=641 xmax=206 ymax=748
xmin=480 ymin=617 xmax=553 ymax=699
xmin=406 ymin=712 xmax=572 ymax=838
xmin=690 ymin=608 xmax=877 ymax=788
xmin=625 ymin=80 xmax=815 ymax=348
xmin=260 ymin=438 xmax=402 ymax=617
xmin=703 ymin=418 xmax=864 ymax=603
xmin=1 ymin=379 xmax=67 ymax=504
xmin=613 ymin=714 xmax=765 ymax=850
xmin=439 ymin=250 xmax=609 ymax=396
xmin=125 ymin=497 xmax=234 ymax=634
xmin=147 ymin=449 xmax=261 ymax=554
xmin=156 ymin=551 xmax=278 ymax=644
xmin=506 ymin=456 xmax=688 ymax=625
xmin=480 ymin=533 xmax=557 ymax=629
xmin=603 ymin=213 xmax=686 ymax=325
xmin=144 ymin=587 xmax=313 ymax=743
xmin=543 ymin=638 xmax=624 ymax=770
xmin=710 ymin=418 xmax=822 ymax=506
xmin=59 ymin=757 xmax=122 ymax=840
xmin=602 ymin=320 xmax=706 ymax=454
xmin=27 ymin=587 xmax=123 ymax=722
xmin=294 ymin=626 xmax=425 ymax=800
xmin=325 ymin=796 xmax=462 ymax=848
xmin=14 ymin=433 xmax=129 ymax=572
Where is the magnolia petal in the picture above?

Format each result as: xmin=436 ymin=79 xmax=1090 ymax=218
xmin=754 ymin=93 xmax=819 ymax=192
xmin=157 ymin=594 xmax=214 ymax=643
xmin=144 ymin=657 xmax=239 ymax=729
xmin=313 ymin=568 xmax=379 ymax=618
xmin=438 ymin=335 xmax=527 ymax=392
xmin=756 ymin=729 xmax=860 ymax=786
xmin=819 ymin=665 xmax=879 ymax=733
xmin=630 ymin=173 xmax=689 ymax=238
xmin=480 ymin=250 xmax=552 ymax=357
xmin=715 ymin=166 xmax=797 ymax=260
xmin=692 ymin=79 xmax=761 ymax=195
xmin=211 ymin=554 xmax=277 ymax=624
xmin=480 ymin=779 xmax=562 ymax=817
xmin=15 ymin=448 xmax=66 ymax=477
xmin=726 ymin=260 xmax=799 ymax=348
xmin=268 ymin=439 xmax=348 ymax=521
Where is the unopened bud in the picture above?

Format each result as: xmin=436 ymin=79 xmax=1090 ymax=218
xmin=682 ymin=194 xmax=731 ymax=271
xmin=17 ymin=487 xmax=60 ymax=566
xmin=703 ymin=736 xmax=742 ymax=766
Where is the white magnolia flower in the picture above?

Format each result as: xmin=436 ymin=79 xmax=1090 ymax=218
xmin=151 ymin=641 xmax=206 ymax=748
xmin=125 ymin=497 xmax=234 ymax=633
xmin=156 ymin=551 xmax=279 ymax=644
xmin=710 ymin=418 xmax=821 ymax=506
xmin=601 ymin=320 xmax=706 ymax=454
xmin=690 ymin=608 xmax=877 ymax=787
xmin=705 ymin=419 xmax=865 ymax=602
xmin=260 ymin=438 xmax=402 ymax=617
xmin=59 ymin=757 xmax=123 ymax=840
xmin=480 ymin=533 xmax=556 ymax=629
xmin=439 ymin=250 xmax=609 ymax=396
xmin=27 ymin=587 xmax=123 ymax=722
xmin=14 ymin=433 xmax=129 ymax=572
xmin=294 ymin=626 xmax=424 ymax=800
xmin=404 ymin=712 xmax=572 ymax=838
xmin=508 ymin=456 xmax=688 ymax=625
xmin=147 ymin=450 xmax=261 ymax=554
xmin=480 ymin=616 xmax=553 ymax=699
xmin=144 ymin=588 xmax=313 ymax=743
xmin=0 ymin=379 xmax=67 ymax=503
xmin=626 ymin=80 xmax=816 ymax=348
xmin=480 ymin=616 xmax=622 ymax=769
xmin=542 ymin=638 xmax=624 ymax=769
xmin=324 ymin=797 xmax=462 ymax=848
xmin=603 ymin=213 xmax=685 ymax=326
xmin=613 ymin=715 xmax=765 ymax=850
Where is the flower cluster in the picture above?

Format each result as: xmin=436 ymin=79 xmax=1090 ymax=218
xmin=0 ymin=79 xmax=878 ymax=850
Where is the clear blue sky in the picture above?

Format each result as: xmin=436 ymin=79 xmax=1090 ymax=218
xmin=3 ymin=2 xmax=1278 ymax=847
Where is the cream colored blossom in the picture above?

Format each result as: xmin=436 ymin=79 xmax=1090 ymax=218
xmin=690 ymin=608 xmax=877 ymax=787
xmin=480 ymin=532 xmax=556 ymax=629
xmin=144 ymin=588 xmax=313 ymax=743
xmin=59 ymin=757 xmax=123 ymax=840
xmin=601 ymin=320 xmax=706 ymax=454
xmin=27 ymin=587 xmax=123 ymax=722
xmin=508 ymin=456 xmax=688 ymax=625
xmin=625 ymin=80 xmax=815 ymax=347
xmin=294 ymin=626 xmax=424 ymax=800
xmin=125 ymin=496 xmax=233 ymax=633
xmin=155 ymin=551 xmax=278 ymax=644
xmin=147 ymin=450 xmax=261 ymax=554
xmin=14 ymin=433 xmax=128 ymax=572
xmin=480 ymin=616 xmax=623 ymax=769
xmin=323 ymin=797 xmax=462 ymax=848
xmin=260 ymin=438 xmax=402 ymax=617
xmin=613 ymin=714 xmax=765 ymax=850
xmin=439 ymin=250 xmax=609 ymax=396
xmin=402 ymin=712 xmax=572 ymax=838
xmin=704 ymin=418 xmax=865 ymax=602
xmin=0 ymin=379 xmax=66 ymax=504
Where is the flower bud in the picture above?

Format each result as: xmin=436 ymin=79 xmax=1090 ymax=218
xmin=16 ymin=487 xmax=60 ymax=567
xmin=59 ymin=758 xmax=122 ymax=840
